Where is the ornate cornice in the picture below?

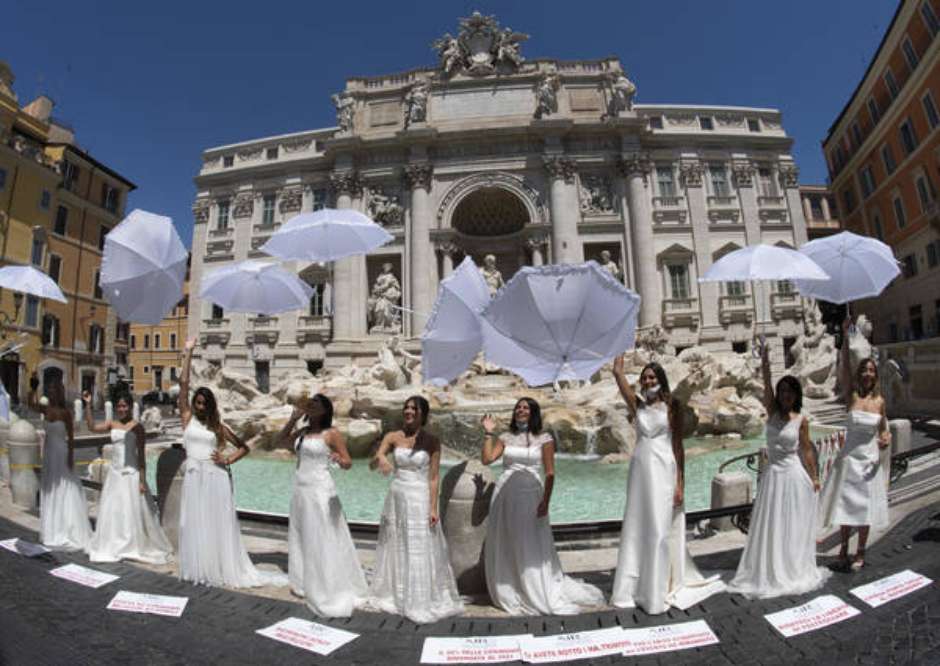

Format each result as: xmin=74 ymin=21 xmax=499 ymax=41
xmin=404 ymin=163 xmax=433 ymax=190
xmin=329 ymin=171 xmax=363 ymax=197
xmin=616 ymin=153 xmax=651 ymax=179
xmin=542 ymin=156 xmax=577 ymax=183
xmin=778 ymin=163 xmax=799 ymax=188
xmin=232 ymin=192 xmax=254 ymax=219
xmin=731 ymin=163 xmax=753 ymax=188
xmin=679 ymin=161 xmax=704 ymax=188
xmin=278 ymin=185 xmax=303 ymax=214
xmin=524 ymin=233 xmax=550 ymax=250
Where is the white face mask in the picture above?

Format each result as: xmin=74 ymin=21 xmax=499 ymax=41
xmin=644 ymin=384 xmax=661 ymax=402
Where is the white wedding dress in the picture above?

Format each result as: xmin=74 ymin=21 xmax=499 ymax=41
xmin=39 ymin=420 xmax=92 ymax=551
xmin=485 ymin=431 xmax=605 ymax=615
xmin=289 ymin=434 xmax=367 ymax=617
xmin=87 ymin=427 xmax=173 ymax=564
xmin=819 ymin=410 xmax=889 ymax=529
xmin=369 ymin=446 xmax=464 ymax=623
xmin=611 ymin=405 xmax=725 ymax=614
xmin=178 ymin=418 xmax=286 ymax=587
xmin=728 ymin=416 xmax=831 ymax=598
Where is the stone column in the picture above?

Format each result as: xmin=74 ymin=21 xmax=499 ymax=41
xmin=405 ymin=164 xmax=434 ymax=334
xmin=439 ymin=241 xmax=457 ymax=278
xmin=619 ymin=154 xmax=659 ymax=328
xmin=802 ymin=195 xmax=814 ymax=223
xmin=329 ymin=171 xmax=365 ymax=338
xmin=733 ymin=163 xmax=761 ymax=246
xmin=543 ymin=156 xmax=583 ymax=264
xmin=681 ymin=160 xmax=720 ymax=333
xmin=780 ymin=164 xmax=808 ymax=246
xmin=821 ymin=195 xmax=832 ymax=221
xmin=613 ymin=176 xmax=636 ymax=290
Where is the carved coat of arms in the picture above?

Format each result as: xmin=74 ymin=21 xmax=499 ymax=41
xmin=432 ymin=12 xmax=528 ymax=77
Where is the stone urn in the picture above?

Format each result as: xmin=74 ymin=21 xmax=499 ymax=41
xmin=0 ymin=413 xmax=15 ymax=485
xmin=9 ymin=418 xmax=40 ymax=509
xmin=439 ymin=458 xmax=495 ymax=598
xmin=156 ymin=443 xmax=186 ymax=551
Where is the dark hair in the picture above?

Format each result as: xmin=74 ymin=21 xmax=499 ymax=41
xmin=300 ymin=393 xmax=333 ymax=430
xmin=403 ymin=395 xmax=438 ymax=456
xmin=193 ymin=386 xmax=225 ymax=447
xmin=854 ymin=358 xmax=881 ymax=398
xmin=638 ymin=362 xmax=672 ymax=408
xmin=113 ymin=391 xmax=134 ymax=409
xmin=46 ymin=380 xmax=67 ymax=410
xmin=774 ymin=375 xmax=803 ymax=416
xmin=404 ymin=395 xmax=430 ymax=426
xmin=509 ymin=397 xmax=543 ymax=435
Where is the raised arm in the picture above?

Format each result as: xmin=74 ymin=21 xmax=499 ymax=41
xmin=760 ymin=337 xmax=774 ymax=413
xmin=798 ymin=418 xmax=820 ymax=492
xmin=611 ymin=354 xmax=638 ymax=420
xmin=275 ymin=406 xmax=303 ymax=450
xmin=428 ymin=437 xmax=442 ymax=527
xmin=326 ymin=428 xmax=353 ymax=469
xmin=179 ymin=338 xmax=196 ymax=424
xmin=537 ymin=436 xmax=556 ymax=518
xmin=671 ymin=401 xmax=685 ymax=507
xmin=840 ymin=316 xmax=853 ymax=406
xmin=369 ymin=433 xmax=395 ymax=475
xmin=82 ymin=391 xmax=111 ymax=433
xmin=480 ymin=414 xmax=505 ymax=465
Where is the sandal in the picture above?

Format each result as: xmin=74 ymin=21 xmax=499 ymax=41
xmin=850 ymin=551 xmax=866 ymax=572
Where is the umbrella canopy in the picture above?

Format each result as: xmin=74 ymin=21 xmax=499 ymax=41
xmin=794 ymin=231 xmax=900 ymax=304
xmin=421 ymin=257 xmax=492 ymax=386
xmin=698 ymin=244 xmax=830 ymax=283
xmin=100 ymin=209 xmax=188 ymax=324
xmin=481 ymin=261 xmax=641 ymax=386
xmin=0 ymin=265 xmax=66 ymax=303
xmin=199 ymin=260 xmax=314 ymax=315
xmin=260 ymin=208 xmax=392 ymax=262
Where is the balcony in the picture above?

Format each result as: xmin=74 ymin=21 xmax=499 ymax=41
xmin=249 ymin=315 xmax=279 ymax=329
xmin=758 ymin=194 xmax=788 ymax=223
xmin=209 ymin=226 xmax=233 ymax=238
xmin=719 ymin=294 xmax=753 ymax=325
xmin=770 ymin=291 xmax=801 ymax=320
xmin=296 ymin=315 xmax=331 ymax=343
xmin=202 ymin=317 xmax=230 ymax=329
xmin=707 ymin=194 xmax=740 ymax=223
xmin=661 ymin=298 xmax=700 ymax=328
xmin=253 ymin=222 xmax=280 ymax=233
xmin=651 ymin=196 xmax=687 ymax=225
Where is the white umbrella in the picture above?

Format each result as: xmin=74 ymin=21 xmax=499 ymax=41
xmin=99 ymin=209 xmax=188 ymax=324
xmin=0 ymin=265 xmax=66 ymax=303
xmin=421 ymin=256 xmax=492 ymax=386
xmin=698 ymin=244 xmax=830 ymax=283
xmin=481 ymin=261 xmax=641 ymax=386
xmin=199 ymin=260 xmax=314 ymax=315
xmin=260 ymin=208 xmax=392 ymax=262
xmin=794 ymin=231 xmax=899 ymax=304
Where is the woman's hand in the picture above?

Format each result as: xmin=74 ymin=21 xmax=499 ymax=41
xmin=139 ymin=480 xmax=147 ymax=495
xmin=81 ymin=390 xmax=92 ymax=405
xmin=813 ymin=478 xmax=821 ymax=493
xmin=184 ymin=337 xmax=197 ymax=352
xmin=211 ymin=449 xmax=228 ymax=467
xmin=329 ymin=450 xmax=342 ymax=465
xmin=878 ymin=430 xmax=891 ymax=450
xmin=375 ymin=456 xmax=393 ymax=476
xmin=612 ymin=354 xmax=624 ymax=375
xmin=481 ymin=413 xmax=496 ymax=434
xmin=673 ymin=484 xmax=684 ymax=508
xmin=536 ymin=498 xmax=549 ymax=518
xmin=429 ymin=509 xmax=439 ymax=528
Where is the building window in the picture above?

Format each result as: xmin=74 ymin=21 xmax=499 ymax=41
xmin=25 ymin=295 xmax=39 ymax=328
xmin=217 ymin=200 xmax=230 ymax=230
xmin=0 ymin=168 xmax=6 ymax=190
xmin=709 ymin=165 xmax=730 ymax=197
xmin=144 ymin=334 xmax=150 ymax=349
xmin=116 ymin=322 xmax=129 ymax=341
xmin=922 ymin=1 xmax=940 ymax=37
xmin=777 ymin=279 xmax=794 ymax=294
xmin=656 ymin=167 xmax=676 ymax=197
xmin=903 ymin=36 xmax=920 ymax=72
xmin=98 ymin=225 xmax=109 ymax=251
xmin=923 ymin=91 xmax=940 ymax=130
xmin=758 ymin=167 xmax=777 ymax=197
xmin=699 ymin=116 xmax=714 ymax=131
xmin=39 ymin=190 xmax=50 ymax=209
xmin=54 ymin=206 xmax=68 ymax=235
xmin=927 ymin=239 xmax=939 ymax=268
xmin=41 ymin=314 xmax=60 ymax=347
xmin=101 ymin=184 xmax=119 ymax=213
xmin=911 ymin=305 xmax=924 ymax=339
xmin=900 ymin=118 xmax=919 ymax=155
xmin=129 ymin=366 xmax=134 ymax=381
xmin=154 ymin=333 xmax=161 ymax=350
xmin=882 ymin=144 xmax=897 ymax=174
xmin=312 ymin=189 xmax=328 ymax=211
xmin=48 ymin=255 xmax=62 ymax=284
xmin=30 ymin=238 xmax=44 ymax=266
xmin=211 ymin=304 xmax=224 ymax=320
xmin=262 ymin=194 xmax=276 ymax=226
xmin=309 ymin=284 xmax=327 ymax=316
xmin=871 ymin=211 xmax=885 ymax=241
xmin=747 ymin=118 xmax=760 ymax=132
xmin=667 ymin=264 xmax=690 ymax=300
xmin=94 ymin=271 xmax=102 ymax=299
xmin=130 ymin=334 xmax=136 ymax=349
xmin=859 ymin=165 xmax=877 ymax=198
xmin=726 ymin=281 xmax=745 ymax=297
xmin=810 ymin=196 xmax=824 ymax=219
xmin=62 ymin=161 xmax=79 ymax=191
xmin=170 ymin=367 xmax=178 ymax=382
xmin=89 ymin=324 xmax=104 ymax=354
xmin=223 ymin=155 xmax=234 ymax=168
xmin=852 ymin=122 xmax=863 ymax=147
xmin=894 ymin=195 xmax=907 ymax=229
xmin=266 ymin=147 xmax=278 ymax=160
xmin=868 ymin=97 xmax=881 ymax=125
xmin=170 ymin=333 xmax=177 ymax=349
xmin=144 ymin=366 xmax=149 ymax=374
xmin=903 ymin=254 xmax=917 ymax=278
xmin=916 ymin=172 xmax=937 ymax=211
xmin=884 ymin=68 xmax=900 ymax=100
xmin=648 ymin=116 xmax=663 ymax=129
xmin=842 ymin=186 xmax=857 ymax=214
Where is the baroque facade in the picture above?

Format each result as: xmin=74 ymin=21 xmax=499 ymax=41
xmin=188 ymin=13 xmax=809 ymax=384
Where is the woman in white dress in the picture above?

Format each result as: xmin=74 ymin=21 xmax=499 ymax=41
xmin=610 ymin=356 xmax=725 ymax=614
xmin=819 ymin=318 xmax=891 ymax=571
xmin=481 ymin=398 xmax=605 ymax=615
xmin=369 ymin=395 xmax=463 ymax=623
xmin=277 ymin=393 xmax=366 ymax=617
xmin=32 ymin=381 xmax=92 ymax=551
xmin=728 ymin=341 xmax=830 ymax=598
xmin=178 ymin=338 xmax=286 ymax=587
xmin=83 ymin=391 xmax=173 ymax=564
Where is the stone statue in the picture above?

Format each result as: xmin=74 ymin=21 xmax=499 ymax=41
xmin=479 ymin=254 xmax=505 ymax=297
xmin=579 ymin=175 xmax=615 ymax=213
xmin=432 ymin=33 xmax=463 ymax=76
xmin=788 ymin=301 xmax=839 ymax=399
xmin=404 ymin=79 xmax=431 ymax=127
xmin=368 ymin=189 xmax=404 ymax=226
xmin=367 ymin=263 xmax=402 ymax=333
xmin=495 ymin=27 xmax=527 ymax=68
xmin=331 ymin=92 xmax=356 ymax=133
xmin=605 ymin=70 xmax=636 ymax=117
xmin=433 ymin=13 xmax=528 ymax=77
xmin=534 ymin=69 xmax=560 ymax=119
xmin=598 ymin=250 xmax=621 ymax=281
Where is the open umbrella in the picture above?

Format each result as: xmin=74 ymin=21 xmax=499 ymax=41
xmin=260 ymin=208 xmax=392 ymax=262
xmin=481 ymin=261 xmax=641 ymax=386
xmin=0 ymin=265 xmax=67 ymax=303
xmin=421 ymin=257 xmax=492 ymax=386
xmin=794 ymin=231 xmax=899 ymax=304
xmin=698 ymin=244 xmax=830 ymax=284
xmin=199 ymin=260 xmax=314 ymax=315
xmin=100 ymin=209 xmax=188 ymax=324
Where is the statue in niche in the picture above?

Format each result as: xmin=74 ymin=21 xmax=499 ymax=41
xmin=404 ymin=78 xmax=431 ymax=127
xmin=479 ymin=254 xmax=505 ymax=297
xmin=331 ymin=92 xmax=356 ymax=133
xmin=604 ymin=69 xmax=636 ymax=117
xmin=534 ymin=69 xmax=560 ymax=119
xmin=598 ymin=250 xmax=622 ymax=281
xmin=368 ymin=190 xmax=404 ymax=226
xmin=579 ymin=175 xmax=615 ymax=213
xmin=367 ymin=263 xmax=402 ymax=334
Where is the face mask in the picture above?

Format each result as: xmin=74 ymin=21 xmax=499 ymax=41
xmin=644 ymin=384 xmax=661 ymax=402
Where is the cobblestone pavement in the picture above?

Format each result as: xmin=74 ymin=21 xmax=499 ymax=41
xmin=2 ymin=503 xmax=940 ymax=665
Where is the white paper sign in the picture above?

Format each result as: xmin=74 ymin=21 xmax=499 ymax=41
xmin=107 ymin=591 xmax=189 ymax=617
xmin=850 ymin=569 xmax=933 ymax=608
xmin=256 ymin=617 xmax=359 ymax=656
xmin=621 ymin=619 xmax=720 ymax=656
xmin=0 ymin=538 xmax=50 ymax=557
xmin=421 ymin=635 xmax=532 ymax=664
xmin=49 ymin=563 xmax=119 ymax=589
xmin=519 ymin=627 xmax=631 ymax=663
xmin=764 ymin=594 xmax=861 ymax=637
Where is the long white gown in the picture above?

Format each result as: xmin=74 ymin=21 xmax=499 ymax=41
xmin=178 ymin=418 xmax=286 ymax=587
xmin=611 ymin=405 xmax=726 ymax=614
xmin=728 ymin=416 xmax=831 ymax=598
xmin=819 ymin=410 xmax=889 ymax=529
xmin=39 ymin=420 xmax=92 ymax=551
xmin=485 ymin=431 xmax=605 ymax=615
xmin=369 ymin=446 xmax=464 ymax=623
xmin=87 ymin=428 xmax=173 ymax=564
xmin=288 ymin=434 xmax=367 ymax=617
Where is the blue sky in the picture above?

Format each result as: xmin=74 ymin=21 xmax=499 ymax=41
xmin=3 ymin=0 xmax=896 ymax=245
